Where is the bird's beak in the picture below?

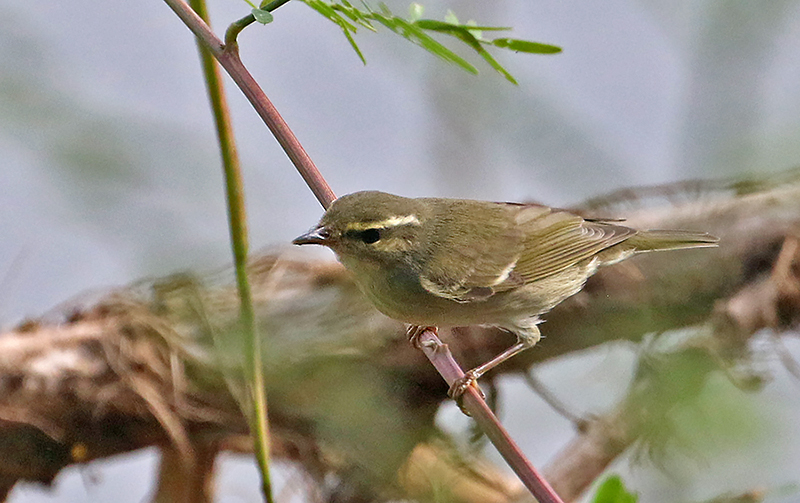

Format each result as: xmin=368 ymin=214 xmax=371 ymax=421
xmin=292 ymin=226 xmax=332 ymax=246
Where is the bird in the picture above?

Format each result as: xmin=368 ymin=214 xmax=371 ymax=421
xmin=293 ymin=190 xmax=718 ymax=399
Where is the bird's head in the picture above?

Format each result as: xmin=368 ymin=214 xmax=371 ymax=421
xmin=293 ymin=191 xmax=430 ymax=267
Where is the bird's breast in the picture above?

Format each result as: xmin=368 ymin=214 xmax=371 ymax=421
xmin=340 ymin=255 xmax=598 ymax=330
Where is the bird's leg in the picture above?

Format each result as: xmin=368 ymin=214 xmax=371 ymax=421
xmin=406 ymin=325 xmax=438 ymax=349
xmin=448 ymin=326 xmax=541 ymax=401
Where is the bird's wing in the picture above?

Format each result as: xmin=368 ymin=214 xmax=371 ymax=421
xmin=417 ymin=203 xmax=636 ymax=302
xmin=507 ymin=210 xmax=636 ymax=285
xmin=418 ymin=203 xmax=544 ymax=302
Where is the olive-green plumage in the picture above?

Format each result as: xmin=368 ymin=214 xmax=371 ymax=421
xmin=294 ymin=190 xmax=718 ymax=396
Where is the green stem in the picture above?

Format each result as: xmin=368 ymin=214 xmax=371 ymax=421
xmin=187 ymin=0 xmax=274 ymax=502
xmin=226 ymin=0 xmax=293 ymax=53
xmin=225 ymin=14 xmax=255 ymax=50
xmin=261 ymin=0 xmax=293 ymax=11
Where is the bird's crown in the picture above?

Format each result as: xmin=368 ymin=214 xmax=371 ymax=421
xmin=318 ymin=191 xmax=428 ymax=256
xmin=323 ymin=191 xmax=423 ymax=229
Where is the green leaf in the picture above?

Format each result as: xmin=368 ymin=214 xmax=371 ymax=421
xmin=331 ymin=1 xmax=367 ymax=25
xmin=414 ymin=19 xmax=511 ymax=34
xmin=592 ymin=475 xmax=638 ymax=503
xmin=465 ymin=19 xmax=482 ymax=41
xmin=341 ymin=26 xmax=367 ymax=64
xmin=251 ymin=8 xmax=274 ymax=24
xmin=295 ymin=1 xmax=560 ymax=82
xmin=414 ymin=21 xmax=517 ymax=83
xmin=306 ymin=0 xmax=359 ymax=32
xmin=334 ymin=2 xmax=377 ymax=31
xmin=303 ymin=0 xmax=367 ymax=64
xmin=492 ymin=38 xmax=562 ymax=54
xmin=390 ymin=17 xmax=478 ymax=74
xmin=473 ymin=45 xmax=516 ymax=84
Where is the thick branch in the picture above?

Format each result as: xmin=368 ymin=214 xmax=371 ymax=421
xmin=1 ymin=174 xmax=798 ymax=501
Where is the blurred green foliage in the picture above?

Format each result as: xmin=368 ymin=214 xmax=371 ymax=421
xmin=592 ymin=475 xmax=638 ymax=503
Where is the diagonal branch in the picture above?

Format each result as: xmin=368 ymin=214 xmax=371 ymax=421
xmin=162 ymin=0 xmax=336 ymax=209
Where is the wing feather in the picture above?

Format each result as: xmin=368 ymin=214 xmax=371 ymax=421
xmin=417 ymin=202 xmax=635 ymax=302
xmin=508 ymin=212 xmax=635 ymax=284
xmin=419 ymin=200 xmax=526 ymax=302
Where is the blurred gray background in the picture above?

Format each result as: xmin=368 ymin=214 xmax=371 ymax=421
xmin=2 ymin=0 xmax=800 ymax=501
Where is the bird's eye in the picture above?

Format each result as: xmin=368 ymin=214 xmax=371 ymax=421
xmin=358 ymin=228 xmax=381 ymax=244
xmin=344 ymin=227 xmax=383 ymax=244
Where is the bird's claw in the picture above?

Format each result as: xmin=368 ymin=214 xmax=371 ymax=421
xmin=448 ymin=370 xmax=486 ymax=415
xmin=407 ymin=325 xmax=437 ymax=349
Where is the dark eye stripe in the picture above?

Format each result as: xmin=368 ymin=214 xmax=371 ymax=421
xmin=345 ymin=228 xmax=381 ymax=244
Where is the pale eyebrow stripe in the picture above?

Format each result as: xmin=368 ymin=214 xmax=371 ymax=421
xmin=346 ymin=214 xmax=421 ymax=231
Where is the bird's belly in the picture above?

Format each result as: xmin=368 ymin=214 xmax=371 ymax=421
xmin=357 ymin=262 xmax=594 ymax=329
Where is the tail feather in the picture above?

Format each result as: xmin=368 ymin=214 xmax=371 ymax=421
xmin=627 ymin=229 xmax=719 ymax=252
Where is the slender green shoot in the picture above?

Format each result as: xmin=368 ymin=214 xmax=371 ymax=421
xmin=188 ymin=0 xmax=274 ymax=501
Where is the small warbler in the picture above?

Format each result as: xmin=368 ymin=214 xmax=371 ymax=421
xmin=294 ymin=191 xmax=718 ymax=398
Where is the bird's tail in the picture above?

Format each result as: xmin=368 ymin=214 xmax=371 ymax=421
xmin=627 ymin=229 xmax=719 ymax=252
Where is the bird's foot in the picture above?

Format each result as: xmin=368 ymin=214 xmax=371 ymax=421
xmin=406 ymin=325 xmax=437 ymax=349
xmin=448 ymin=370 xmax=486 ymax=415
